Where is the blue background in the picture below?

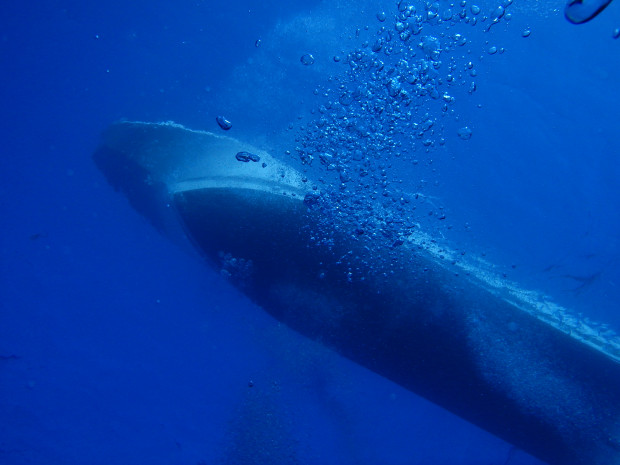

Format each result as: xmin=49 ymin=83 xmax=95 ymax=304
xmin=1 ymin=1 xmax=619 ymax=464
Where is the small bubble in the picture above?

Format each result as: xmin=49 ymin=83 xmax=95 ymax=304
xmin=454 ymin=33 xmax=467 ymax=46
xmin=300 ymin=54 xmax=315 ymax=65
xmin=470 ymin=5 xmax=480 ymax=15
xmin=333 ymin=55 xmax=341 ymax=62
xmin=377 ymin=11 xmax=387 ymax=22
xmin=522 ymin=28 xmax=531 ymax=38
xmin=487 ymin=46 xmax=497 ymax=54
xmin=255 ymin=39 xmax=261 ymax=47
xmin=457 ymin=126 xmax=473 ymax=140
xmin=613 ymin=28 xmax=620 ymax=39
xmin=216 ymin=115 xmax=232 ymax=130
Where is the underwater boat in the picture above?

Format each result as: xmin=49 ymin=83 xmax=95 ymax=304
xmin=94 ymin=120 xmax=620 ymax=465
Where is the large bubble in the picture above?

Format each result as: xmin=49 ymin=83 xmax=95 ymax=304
xmin=565 ymin=0 xmax=614 ymax=24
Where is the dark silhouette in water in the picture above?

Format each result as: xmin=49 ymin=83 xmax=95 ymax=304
xmin=542 ymin=251 xmax=612 ymax=296
xmin=561 ymin=270 xmax=603 ymax=295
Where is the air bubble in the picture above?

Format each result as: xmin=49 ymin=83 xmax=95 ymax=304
xmin=458 ymin=127 xmax=473 ymax=140
xmin=492 ymin=5 xmax=505 ymax=20
xmin=301 ymin=54 xmax=315 ymax=65
xmin=235 ymin=151 xmax=260 ymax=162
xmin=565 ymin=0 xmax=613 ymax=24
xmin=216 ymin=115 xmax=232 ymax=130
xmin=377 ymin=11 xmax=387 ymax=22
xmin=454 ymin=33 xmax=467 ymax=46
xmin=421 ymin=36 xmax=441 ymax=59
xmin=395 ymin=21 xmax=408 ymax=32
xmin=442 ymin=9 xmax=453 ymax=21
xmin=522 ymin=29 xmax=531 ymax=37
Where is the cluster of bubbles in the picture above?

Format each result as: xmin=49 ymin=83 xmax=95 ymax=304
xmin=291 ymin=0 xmax=516 ymax=278
xmin=285 ymin=1 xmax=620 ymax=356
xmin=219 ymin=252 xmax=254 ymax=287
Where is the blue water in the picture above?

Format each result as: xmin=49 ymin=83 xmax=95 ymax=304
xmin=1 ymin=1 xmax=619 ymax=464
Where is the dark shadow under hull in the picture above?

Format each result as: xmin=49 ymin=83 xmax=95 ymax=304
xmin=94 ymin=121 xmax=620 ymax=465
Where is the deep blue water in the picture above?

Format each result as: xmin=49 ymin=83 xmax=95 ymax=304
xmin=1 ymin=1 xmax=619 ymax=464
